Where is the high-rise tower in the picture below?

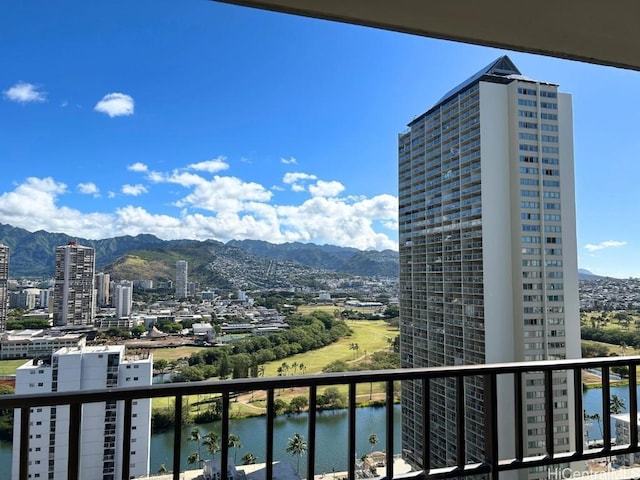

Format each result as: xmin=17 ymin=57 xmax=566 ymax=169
xmin=113 ymin=281 xmax=133 ymax=318
xmin=0 ymin=244 xmax=8 ymax=331
xmin=398 ymin=56 xmax=580 ymax=478
xmin=53 ymin=242 xmax=96 ymax=326
xmin=175 ymin=260 xmax=188 ymax=299
xmin=95 ymin=272 xmax=111 ymax=307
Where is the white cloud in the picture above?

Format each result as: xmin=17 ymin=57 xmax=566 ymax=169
xmin=0 ymin=175 xmax=398 ymax=251
xmin=187 ymin=158 xmax=229 ymax=173
xmin=283 ymin=172 xmax=317 ymax=192
xmin=121 ymin=184 xmax=148 ymax=196
xmin=127 ymin=162 xmax=148 ymax=172
xmin=584 ymin=240 xmax=627 ymax=252
xmin=60 ymin=100 xmax=69 ymax=107
xmin=77 ymin=182 xmax=100 ymax=196
xmin=281 ymin=157 xmax=297 ymax=165
xmin=0 ymin=177 xmax=113 ymax=238
xmin=94 ymin=92 xmax=134 ymax=117
xmin=173 ymin=175 xmax=272 ymax=213
xmin=309 ymin=180 xmax=345 ymax=198
xmin=283 ymin=172 xmax=316 ymax=184
xmin=3 ymin=82 xmax=46 ymax=103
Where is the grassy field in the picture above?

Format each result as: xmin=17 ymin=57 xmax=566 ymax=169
xmin=151 ymin=319 xmax=399 ymax=415
xmin=582 ymin=339 xmax=639 ymax=356
xmin=150 ymin=346 xmax=207 ymax=362
xmin=260 ymin=319 xmax=397 ymax=377
xmin=0 ymin=359 xmax=28 ymax=375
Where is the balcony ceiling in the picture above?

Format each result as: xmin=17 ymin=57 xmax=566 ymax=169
xmin=214 ymin=0 xmax=640 ymax=71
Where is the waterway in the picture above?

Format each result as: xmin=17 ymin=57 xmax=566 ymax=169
xmin=0 ymin=405 xmax=401 ymax=478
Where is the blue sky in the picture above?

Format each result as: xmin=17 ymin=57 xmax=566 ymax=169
xmin=0 ymin=1 xmax=638 ymax=277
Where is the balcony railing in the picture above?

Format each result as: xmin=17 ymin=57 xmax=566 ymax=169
xmin=1 ymin=356 xmax=638 ymax=480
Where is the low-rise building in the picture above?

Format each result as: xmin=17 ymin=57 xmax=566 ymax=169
xmin=0 ymin=329 xmax=86 ymax=359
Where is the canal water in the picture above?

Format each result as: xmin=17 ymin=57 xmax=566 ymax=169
xmin=0 ymin=405 xmax=401 ymax=478
xmin=0 ymin=386 xmax=626 ymax=478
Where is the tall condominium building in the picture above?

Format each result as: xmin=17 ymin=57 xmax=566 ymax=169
xmin=53 ymin=242 xmax=96 ymax=326
xmin=398 ymin=56 xmax=580 ymax=478
xmin=0 ymin=244 xmax=8 ymax=331
xmin=95 ymin=272 xmax=111 ymax=307
xmin=175 ymin=260 xmax=188 ymax=299
xmin=12 ymin=345 xmax=153 ymax=479
xmin=113 ymin=281 xmax=133 ymax=318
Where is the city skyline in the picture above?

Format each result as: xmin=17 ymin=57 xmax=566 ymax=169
xmin=1 ymin=1 xmax=639 ymax=277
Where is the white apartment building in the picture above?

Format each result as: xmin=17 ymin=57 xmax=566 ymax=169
xmin=95 ymin=272 xmax=111 ymax=307
xmin=175 ymin=260 xmax=188 ymax=299
xmin=0 ymin=329 xmax=85 ymax=359
xmin=113 ymin=281 xmax=133 ymax=318
xmin=0 ymin=244 xmax=8 ymax=331
xmin=39 ymin=288 xmax=52 ymax=310
xmin=53 ymin=242 xmax=96 ymax=327
xmin=398 ymin=56 xmax=580 ymax=479
xmin=12 ymin=345 xmax=152 ymax=480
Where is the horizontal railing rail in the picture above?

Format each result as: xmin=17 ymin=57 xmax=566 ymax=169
xmin=2 ymin=355 xmax=639 ymax=480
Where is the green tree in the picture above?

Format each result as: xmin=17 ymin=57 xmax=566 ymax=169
xmin=218 ymin=354 xmax=231 ymax=379
xmin=286 ymin=433 xmax=307 ymax=474
xmin=588 ymin=413 xmax=603 ymax=440
xmin=610 ymin=394 xmax=626 ymax=414
xmin=289 ymin=396 xmax=309 ymax=413
xmin=202 ymin=432 xmax=220 ymax=459
xmin=228 ymin=434 xmax=242 ymax=464
xmin=158 ymin=464 xmax=169 ymax=474
xmin=189 ymin=427 xmax=203 ymax=466
xmin=241 ymin=452 xmax=257 ymax=465
xmin=368 ymin=433 xmax=379 ymax=452
xmin=187 ymin=452 xmax=201 ymax=466
xmin=155 ymin=359 xmax=168 ymax=373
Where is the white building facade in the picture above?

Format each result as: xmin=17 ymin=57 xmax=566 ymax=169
xmin=175 ymin=260 xmax=188 ymax=299
xmin=95 ymin=272 xmax=111 ymax=307
xmin=12 ymin=345 xmax=152 ymax=480
xmin=113 ymin=281 xmax=133 ymax=318
xmin=0 ymin=244 xmax=8 ymax=331
xmin=398 ymin=56 xmax=580 ymax=478
xmin=53 ymin=242 xmax=96 ymax=327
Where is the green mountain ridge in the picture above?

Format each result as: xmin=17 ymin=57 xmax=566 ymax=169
xmin=0 ymin=224 xmax=399 ymax=289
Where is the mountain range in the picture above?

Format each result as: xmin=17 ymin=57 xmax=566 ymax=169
xmin=0 ymin=223 xmax=611 ymax=289
xmin=0 ymin=224 xmax=399 ymax=289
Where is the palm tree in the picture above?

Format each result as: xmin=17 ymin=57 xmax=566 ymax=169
xmin=258 ymin=365 xmax=265 ymax=377
xmin=189 ymin=427 xmax=203 ymax=466
xmin=228 ymin=434 xmax=242 ymax=464
xmin=242 ymin=452 xmax=257 ymax=465
xmin=286 ymin=433 xmax=307 ymax=474
xmin=588 ymin=413 xmax=604 ymax=441
xmin=202 ymin=432 xmax=221 ymax=460
xmin=299 ymin=363 xmax=306 ymax=374
xmin=368 ymin=433 xmax=379 ymax=453
xmin=610 ymin=394 xmax=626 ymax=414
xmin=291 ymin=362 xmax=298 ymax=374
xmin=187 ymin=452 xmax=201 ymax=466
xmin=158 ymin=464 xmax=169 ymax=474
